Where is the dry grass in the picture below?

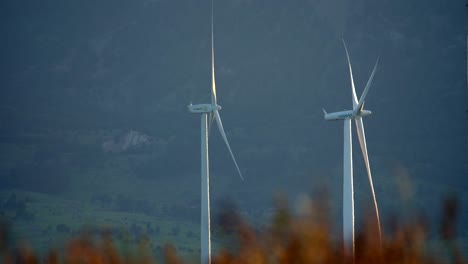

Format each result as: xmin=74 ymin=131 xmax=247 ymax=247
xmin=0 ymin=195 xmax=464 ymax=264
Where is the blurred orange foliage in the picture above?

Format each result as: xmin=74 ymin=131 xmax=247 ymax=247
xmin=0 ymin=195 xmax=464 ymax=264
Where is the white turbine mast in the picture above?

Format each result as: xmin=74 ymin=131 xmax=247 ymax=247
xmin=323 ymin=40 xmax=381 ymax=254
xmin=188 ymin=1 xmax=244 ymax=263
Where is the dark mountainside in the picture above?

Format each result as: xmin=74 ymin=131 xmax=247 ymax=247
xmin=0 ymin=0 xmax=466 ymax=246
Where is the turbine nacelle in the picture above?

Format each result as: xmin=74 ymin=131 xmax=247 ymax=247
xmin=323 ymin=109 xmax=371 ymax=121
xmin=188 ymin=103 xmax=222 ymax=113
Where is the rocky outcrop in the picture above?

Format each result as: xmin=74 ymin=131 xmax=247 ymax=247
xmin=102 ymin=130 xmax=151 ymax=153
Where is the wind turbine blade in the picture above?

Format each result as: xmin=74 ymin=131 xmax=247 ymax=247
xmin=210 ymin=1 xmax=217 ymax=106
xmin=355 ymin=58 xmax=379 ymax=112
xmin=214 ymin=110 xmax=244 ymax=181
xmin=208 ymin=112 xmax=214 ymax=137
xmin=354 ymin=117 xmax=382 ymax=243
xmin=342 ymin=39 xmax=358 ymax=108
xmin=343 ymin=118 xmax=355 ymax=253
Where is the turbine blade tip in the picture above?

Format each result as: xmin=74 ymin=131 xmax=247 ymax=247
xmin=374 ymin=57 xmax=380 ymax=66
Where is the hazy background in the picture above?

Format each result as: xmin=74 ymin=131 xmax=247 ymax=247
xmin=0 ymin=0 xmax=466 ymax=254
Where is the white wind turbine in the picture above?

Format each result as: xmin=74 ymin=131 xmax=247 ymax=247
xmin=187 ymin=2 xmax=244 ymax=263
xmin=322 ymin=40 xmax=381 ymax=253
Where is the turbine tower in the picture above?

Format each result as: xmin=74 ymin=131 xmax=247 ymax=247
xmin=188 ymin=2 xmax=243 ymax=263
xmin=322 ymin=40 xmax=381 ymax=253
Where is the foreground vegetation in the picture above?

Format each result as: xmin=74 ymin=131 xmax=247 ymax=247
xmin=0 ymin=194 xmax=465 ymax=264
